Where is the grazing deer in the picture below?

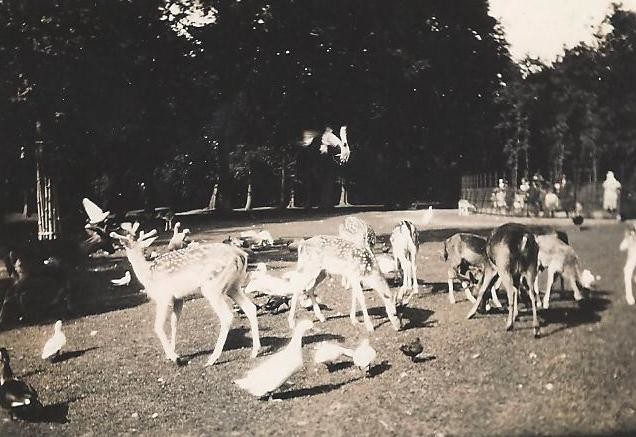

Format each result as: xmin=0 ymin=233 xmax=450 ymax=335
xmin=390 ymin=220 xmax=419 ymax=303
xmin=534 ymin=234 xmax=597 ymax=308
xmin=287 ymin=236 xmax=401 ymax=332
xmin=110 ymin=223 xmax=260 ymax=365
xmin=467 ymin=223 xmax=541 ymax=337
xmin=338 ymin=216 xmax=376 ymax=250
xmin=620 ymin=223 xmax=636 ymax=305
xmin=442 ymin=233 xmax=503 ymax=307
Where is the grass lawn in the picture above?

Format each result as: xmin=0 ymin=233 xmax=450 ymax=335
xmin=0 ymin=209 xmax=634 ymax=436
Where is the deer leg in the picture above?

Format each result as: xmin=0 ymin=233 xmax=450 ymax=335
xmin=498 ymin=275 xmax=516 ymax=331
xmin=448 ymin=267 xmax=457 ymax=304
xmin=534 ymin=272 xmax=542 ymax=309
xmin=409 ymin=250 xmax=419 ymax=292
xmin=624 ymin=256 xmax=636 ymax=305
xmin=308 ymin=270 xmax=327 ymax=323
xmin=569 ymin=274 xmax=583 ymax=301
xmin=204 ymin=288 xmax=234 ymax=366
xmin=350 ymin=287 xmax=359 ymax=325
xmin=367 ymin=275 xmax=401 ymax=331
xmin=170 ymin=298 xmax=184 ymax=353
xmin=397 ymin=254 xmax=410 ymax=303
xmin=526 ymin=274 xmax=540 ymax=337
xmin=154 ymin=299 xmax=178 ymax=362
xmin=542 ymin=267 xmax=556 ymax=309
xmin=351 ymin=281 xmax=374 ymax=332
xmin=489 ymin=276 xmax=503 ymax=308
xmin=228 ymin=286 xmax=261 ymax=359
xmin=467 ymin=268 xmax=497 ymax=319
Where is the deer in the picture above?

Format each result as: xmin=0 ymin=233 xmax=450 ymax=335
xmin=534 ymin=234 xmax=598 ymax=309
xmin=338 ymin=216 xmax=376 ymax=251
xmin=442 ymin=232 xmax=503 ymax=308
xmin=466 ymin=223 xmax=541 ymax=337
xmin=390 ymin=220 xmax=419 ymax=304
xmin=287 ymin=235 xmax=401 ymax=333
xmin=110 ymin=223 xmax=260 ymax=365
xmin=620 ymin=222 xmax=636 ymax=305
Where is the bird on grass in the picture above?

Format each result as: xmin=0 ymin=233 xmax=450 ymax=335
xmin=41 ymin=320 xmax=66 ymax=362
xmin=313 ymin=342 xmax=354 ymax=365
xmin=111 ymin=270 xmax=131 ymax=286
xmin=353 ymin=338 xmax=377 ymax=374
xmin=0 ymin=348 xmax=41 ymax=420
xmin=167 ymin=222 xmax=191 ymax=251
xmin=234 ymin=319 xmax=313 ymax=399
xmin=400 ymin=337 xmax=424 ymax=362
xmin=82 ymin=197 xmax=110 ymax=225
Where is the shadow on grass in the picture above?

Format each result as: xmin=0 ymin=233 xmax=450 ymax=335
xmin=21 ymin=396 xmax=83 ymax=424
xmin=272 ymin=375 xmax=365 ymax=400
xmin=52 ymin=346 xmax=100 ymax=363
xmin=179 ymin=329 xmax=345 ymax=363
xmin=539 ymin=291 xmax=611 ymax=337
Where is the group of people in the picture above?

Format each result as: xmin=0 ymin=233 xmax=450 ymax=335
xmin=490 ymin=171 xmax=622 ymax=218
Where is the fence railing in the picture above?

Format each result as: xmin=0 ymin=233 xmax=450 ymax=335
xmin=460 ymin=173 xmax=616 ymax=218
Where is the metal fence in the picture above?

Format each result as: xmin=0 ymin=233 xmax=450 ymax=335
xmin=460 ymin=173 xmax=615 ymax=218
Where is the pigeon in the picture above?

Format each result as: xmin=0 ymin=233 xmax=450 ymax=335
xmin=0 ymin=348 xmax=41 ymax=420
xmin=400 ymin=337 xmax=424 ymax=362
xmin=111 ymin=271 xmax=131 ymax=286
xmin=41 ymin=320 xmax=66 ymax=362
xmin=353 ymin=338 xmax=377 ymax=373
xmin=234 ymin=319 xmax=314 ymax=399
xmin=82 ymin=197 xmax=110 ymax=225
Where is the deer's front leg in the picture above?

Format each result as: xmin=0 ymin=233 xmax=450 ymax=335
xmin=154 ymin=299 xmax=178 ymax=362
xmin=204 ymin=288 xmax=234 ymax=366
xmin=624 ymin=257 xmax=635 ymax=305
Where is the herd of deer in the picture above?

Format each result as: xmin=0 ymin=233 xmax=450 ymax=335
xmin=2 ymin=200 xmax=636 ymax=402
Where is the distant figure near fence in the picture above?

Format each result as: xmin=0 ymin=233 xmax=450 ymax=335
xmin=603 ymin=171 xmax=621 ymax=215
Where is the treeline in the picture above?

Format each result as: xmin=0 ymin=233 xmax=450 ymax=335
xmin=4 ymin=1 xmax=633 ymax=217
xmin=496 ymin=4 xmax=636 ymax=191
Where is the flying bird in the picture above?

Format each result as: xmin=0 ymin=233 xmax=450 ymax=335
xmin=41 ymin=320 xmax=66 ymax=362
xmin=0 ymin=348 xmax=41 ymax=420
xmin=234 ymin=319 xmax=313 ymax=399
xmin=299 ymin=126 xmax=350 ymax=163
xmin=400 ymin=337 xmax=424 ymax=362
xmin=111 ymin=271 xmax=131 ymax=286
xmin=82 ymin=197 xmax=110 ymax=225
xmin=353 ymin=338 xmax=377 ymax=373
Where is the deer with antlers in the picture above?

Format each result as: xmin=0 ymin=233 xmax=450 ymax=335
xmin=110 ymin=223 xmax=260 ymax=365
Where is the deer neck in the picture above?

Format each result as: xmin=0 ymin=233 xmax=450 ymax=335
xmin=125 ymin=248 xmax=152 ymax=288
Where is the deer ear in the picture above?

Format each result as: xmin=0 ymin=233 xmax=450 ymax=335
xmin=140 ymin=236 xmax=157 ymax=248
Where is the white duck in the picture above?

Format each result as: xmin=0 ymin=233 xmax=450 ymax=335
xmin=41 ymin=320 xmax=66 ymax=361
xmin=82 ymin=197 xmax=110 ymax=225
xmin=167 ymin=222 xmax=190 ymax=251
xmin=234 ymin=319 xmax=313 ymax=398
xmin=313 ymin=342 xmax=354 ymax=365
xmin=419 ymin=205 xmax=434 ymax=227
xmin=111 ymin=270 xmax=131 ymax=286
xmin=352 ymin=338 xmax=377 ymax=373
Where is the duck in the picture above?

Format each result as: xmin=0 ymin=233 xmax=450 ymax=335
xmin=82 ymin=197 xmax=110 ymax=225
xmin=41 ymin=320 xmax=66 ymax=362
xmin=0 ymin=348 xmax=41 ymax=420
xmin=234 ymin=319 xmax=314 ymax=399
xmin=353 ymin=338 xmax=377 ymax=373
xmin=400 ymin=337 xmax=423 ymax=362
xmin=167 ymin=222 xmax=190 ymax=251
xmin=313 ymin=342 xmax=354 ymax=365
xmin=110 ymin=270 xmax=131 ymax=286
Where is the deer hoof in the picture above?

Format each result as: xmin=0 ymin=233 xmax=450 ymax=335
xmin=534 ymin=328 xmax=541 ymax=338
xmin=627 ymin=295 xmax=635 ymax=305
xmin=166 ymin=352 xmax=179 ymax=362
xmin=448 ymin=295 xmax=456 ymax=304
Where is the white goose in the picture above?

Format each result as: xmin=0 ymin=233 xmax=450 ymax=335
xmin=234 ymin=319 xmax=313 ymax=398
xmin=82 ymin=198 xmax=110 ymax=225
xmin=111 ymin=270 xmax=131 ymax=286
xmin=313 ymin=342 xmax=354 ymax=365
xmin=41 ymin=320 xmax=66 ymax=361
xmin=167 ymin=222 xmax=190 ymax=251
xmin=352 ymin=338 xmax=377 ymax=373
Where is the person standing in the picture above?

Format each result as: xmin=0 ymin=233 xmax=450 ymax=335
xmin=602 ymin=171 xmax=621 ymax=216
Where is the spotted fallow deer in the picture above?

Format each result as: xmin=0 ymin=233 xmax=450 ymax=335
xmin=110 ymin=223 xmax=260 ymax=365
xmin=287 ymin=235 xmax=401 ymax=333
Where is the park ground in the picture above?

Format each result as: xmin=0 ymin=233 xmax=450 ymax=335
xmin=0 ymin=209 xmax=635 ymax=436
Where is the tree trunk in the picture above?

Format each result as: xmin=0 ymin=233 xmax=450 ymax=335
xmin=338 ymin=180 xmax=349 ymax=206
xmin=279 ymin=162 xmax=286 ymax=208
xmin=208 ymin=183 xmax=219 ymax=210
xmin=244 ymin=169 xmax=252 ymax=210
xmin=35 ymin=121 xmax=59 ymax=241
